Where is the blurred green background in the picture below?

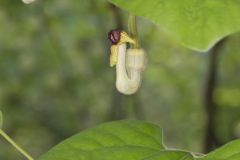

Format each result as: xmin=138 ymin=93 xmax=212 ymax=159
xmin=0 ymin=0 xmax=240 ymax=159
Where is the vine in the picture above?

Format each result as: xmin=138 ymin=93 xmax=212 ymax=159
xmin=0 ymin=112 xmax=34 ymax=160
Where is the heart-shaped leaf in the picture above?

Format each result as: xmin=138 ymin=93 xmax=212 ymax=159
xmin=39 ymin=120 xmax=166 ymax=160
xmin=108 ymin=0 xmax=240 ymax=51
xmin=39 ymin=120 xmax=240 ymax=160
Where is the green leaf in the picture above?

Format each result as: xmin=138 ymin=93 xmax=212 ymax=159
xmin=39 ymin=120 xmax=166 ymax=160
xmin=206 ymin=139 xmax=240 ymax=159
xmin=108 ymin=0 xmax=240 ymax=51
xmin=197 ymin=139 xmax=240 ymax=160
xmin=0 ymin=111 xmax=3 ymax=129
xmin=228 ymin=153 xmax=240 ymax=160
xmin=146 ymin=150 xmax=194 ymax=160
xmin=85 ymin=148 xmax=193 ymax=160
xmin=38 ymin=120 xmax=239 ymax=160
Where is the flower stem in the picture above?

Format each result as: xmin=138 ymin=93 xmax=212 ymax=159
xmin=0 ymin=129 xmax=34 ymax=160
xmin=128 ymin=13 xmax=140 ymax=48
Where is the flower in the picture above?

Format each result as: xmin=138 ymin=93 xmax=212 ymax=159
xmin=108 ymin=30 xmax=146 ymax=95
xmin=22 ymin=0 xmax=36 ymax=4
xmin=108 ymin=29 xmax=136 ymax=67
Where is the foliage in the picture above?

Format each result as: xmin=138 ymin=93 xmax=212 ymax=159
xmin=109 ymin=0 xmax=240 ymax=51
xmin=39 ymin=120 xmax=240 ymax=160
xmin=0 ymin=0 xmax=240 ymax=160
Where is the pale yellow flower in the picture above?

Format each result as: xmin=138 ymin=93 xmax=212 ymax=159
xmin=22 ymin=0 xmax=36 ymax=4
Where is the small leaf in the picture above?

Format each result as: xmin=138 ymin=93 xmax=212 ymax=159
xmin=39 ymin=120 xmax=166 ymax=160
xmin=206 ymin=139 xmax=240 ymax=159
xmin=197 ymin=139 xmax=240 ymax=160
xmin=0 ymin=111 xmax=3 ymax=129
xmin=109 ymin=0 xmax=240 ymax=51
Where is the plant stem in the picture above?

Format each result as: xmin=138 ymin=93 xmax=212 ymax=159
xmin=0 ymin=129 xmax=34 ymax=160
xmin=203 ymin=38 xmax=227 ymax=152
xmin=128 ymin=13 xmax=140 ymax=48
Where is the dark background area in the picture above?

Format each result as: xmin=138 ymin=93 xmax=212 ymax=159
xmin=0 ymin=0 xmax=240 ymax=159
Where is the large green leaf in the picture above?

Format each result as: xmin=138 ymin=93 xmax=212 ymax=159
xmin=39 ymin=120 xmax=240 ymax=160
xmin=197 ymin=139 xmax=240 ymax=160
xmin=146 ymin=150 xmax=194 ymax=160
xmin=108 ymin=0 xmax=240 ymax=51
xmin=39 ymin=120 xmax=166 ymax=160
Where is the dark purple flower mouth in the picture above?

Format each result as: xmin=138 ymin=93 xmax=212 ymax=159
xmin=108 ymin=29 xmax=122 ymax=45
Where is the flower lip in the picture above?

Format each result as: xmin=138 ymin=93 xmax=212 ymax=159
xmin=108 ymin=29 xmax=122 ymax=45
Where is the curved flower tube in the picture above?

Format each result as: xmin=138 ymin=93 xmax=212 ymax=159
xmin=22 ymin=0 xmax=36 ymax=4
xmin=116 ymin=44 xmax=145 ymax=95
xmin=108 ymin=29 xmax=146 ymax=95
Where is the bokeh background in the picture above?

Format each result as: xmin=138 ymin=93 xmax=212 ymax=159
xmin=0 ymin=0 xmax=240 ymax=159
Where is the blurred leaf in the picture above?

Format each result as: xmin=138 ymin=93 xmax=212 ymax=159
xmin=215 ymin=88 xmax=240 ymax=108
xmin=39 ymin=120 xmax=166 ymax=160
xmin=109 ymin=0 xmax=240 ymax=51
xmin=0 ymin=111 xmax=3 ymax=129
